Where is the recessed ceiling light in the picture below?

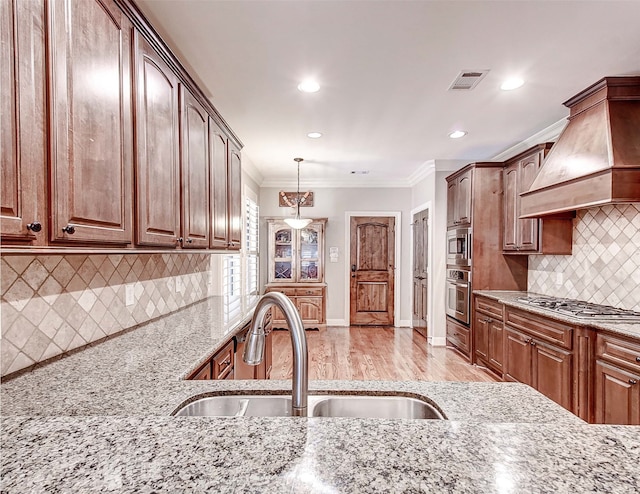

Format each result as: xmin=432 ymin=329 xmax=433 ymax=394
xmin=307 ymin=132 xmax=323 ymax=139
xmin=501 ymin=78 xmax=524 ymax=91
xmin=298 ymin=80 xmax=320 ymax=93
xmin=448 ymin=130 xmax=467 ymax=139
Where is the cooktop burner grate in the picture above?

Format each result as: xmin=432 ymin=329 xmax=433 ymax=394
xmin=516 ymin=295 xmax=640 ymax=321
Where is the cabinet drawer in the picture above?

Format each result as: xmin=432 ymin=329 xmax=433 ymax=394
xmin=475 ymin=296 xmax=503 ymax=320
xmin=212 ymin=340 xmax=234 ymax=380
xmin=596 ymin=333 xmax=640 ymax=373
xmin=295 ymin=287 xmax=323 ymax=296
xmin=266 ymin=286 xmax=296 ymax=297
xmin=505 ymin=308 xmax=573 ymax=350
xmin=447 ymin=318 xmax=470 ymax=354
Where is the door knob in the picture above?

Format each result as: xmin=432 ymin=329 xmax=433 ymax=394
xmin=351 ymin=264 xmax=356 ymax=272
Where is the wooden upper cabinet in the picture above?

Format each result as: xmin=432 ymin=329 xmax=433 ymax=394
xmin=209 ymin=119 xmax=229 ymax=249
xmin=134 ymin=31 xmax=181 ymax=247
xmin=227 ymin=145 xmax=243 ymax=250
xmin=1 ymin=0 xmax=47 ymax=245
xmin=48 ymin=0 xmax=133 ymax=244
xmin=180 ymin=87 xmax=210 ymax=248
xmin=446 ymin=169 xmax=472 ymax=228
xmin=503 ymin=143 xmax=572 ymax=254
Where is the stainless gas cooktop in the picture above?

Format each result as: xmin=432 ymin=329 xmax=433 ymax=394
xmin=516 ymin=295 xmax=640 ymax=322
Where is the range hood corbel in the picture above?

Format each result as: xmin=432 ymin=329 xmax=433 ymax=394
xmin=520 ymin=76 xmax=640 ymax=218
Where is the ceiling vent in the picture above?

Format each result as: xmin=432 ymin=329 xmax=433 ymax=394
xmin=448 ymin=70 xmax=490 ymax=90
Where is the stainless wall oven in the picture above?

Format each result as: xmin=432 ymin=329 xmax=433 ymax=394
xmin=446 ymin=228 xmax=471 ymax=267
xmin=446 ymin=268 xmax=470 ymax=325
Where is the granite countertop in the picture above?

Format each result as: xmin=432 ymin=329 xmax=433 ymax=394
xmin=474 ymin=290 xmax=640 ymax=339
xmin=2 ymin=296 xmax=640 ymax=492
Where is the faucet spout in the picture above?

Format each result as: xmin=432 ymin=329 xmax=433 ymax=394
xmin=243 ymin=292 xmax=308 ymax=416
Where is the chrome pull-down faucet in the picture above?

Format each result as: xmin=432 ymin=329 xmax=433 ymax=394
xmin=243 ymin=292 xmax=308 ymax=416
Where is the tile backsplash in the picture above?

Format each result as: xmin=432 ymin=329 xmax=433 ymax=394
xmin=1 ymin=253 xmax=212 ymax=377
xmin=528 ymin=203 xmax=640 ymax=311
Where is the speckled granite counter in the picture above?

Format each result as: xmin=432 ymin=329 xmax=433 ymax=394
xmin=474 ymin=290 xmax=640 ymax=339
xmin=2 ymin=296 xmax=640 ymax=492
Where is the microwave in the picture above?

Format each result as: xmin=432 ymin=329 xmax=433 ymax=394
xmin=447 ymin=228 xmax=471 ymax=267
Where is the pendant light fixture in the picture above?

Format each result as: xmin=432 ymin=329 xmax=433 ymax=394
xmin=284 ymin=158 xmax=312 ymax=229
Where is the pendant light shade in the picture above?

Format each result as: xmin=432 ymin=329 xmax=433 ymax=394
xmin=284 ymin=158 xmax=312 ymax=229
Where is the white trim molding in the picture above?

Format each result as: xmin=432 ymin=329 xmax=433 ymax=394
xmin=491 ymin=117 xmax=567 ymax=161
xmin=429 ymin=336 xmax=447 ymax=347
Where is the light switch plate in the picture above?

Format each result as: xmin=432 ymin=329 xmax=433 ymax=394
xmin=125 ymin=284 xmax=135 ymax=306
xmin=556 ymin=272 xmax=564 ymax=286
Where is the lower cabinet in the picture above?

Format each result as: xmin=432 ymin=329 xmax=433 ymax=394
xmin=593 ymin=332 xmax=640 ymax=425
xmin=503 ymin=307 xmax=575 ymax=413
xmin=188 ymin=339 xmax=235 ymax=381
xmin=266 ymin=285 xmax=326 ymax=329
xmin=474 ymin=295 xmax=504 ymax=376
xmin=446 ymin=316 xmax=471 ymax=359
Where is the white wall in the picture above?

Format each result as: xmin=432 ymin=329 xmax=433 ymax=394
xmin=259 ymin=187 xmax=413 ymax=326
xmin=410 ymin=169 xmax=452 ymax=345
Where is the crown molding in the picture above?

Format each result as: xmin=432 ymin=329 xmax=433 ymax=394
xmin=491 ymin=117 xmax=567 ymax=161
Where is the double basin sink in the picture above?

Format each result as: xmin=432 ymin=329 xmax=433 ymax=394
xmin=173 ymin=393 xmax=445 ymax=420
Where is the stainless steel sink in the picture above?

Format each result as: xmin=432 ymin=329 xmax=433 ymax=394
xmin=310 ymin=395 xmax=444 ymax=419
xmin=173 ymin=394 xmax=445 ymax=419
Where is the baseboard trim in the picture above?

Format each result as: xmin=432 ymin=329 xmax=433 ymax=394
xmin=399 ymin=319 xmax=411 ymax=327
xmin=326 ymin=319 xmax=347 ymax=326
xmin=429 ymin=336 xmax=447 ymax=347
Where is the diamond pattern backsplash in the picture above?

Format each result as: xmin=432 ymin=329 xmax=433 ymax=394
xmin=529 ymin=203 xmax=640 ymax=311
xmin=1 ymin=253 xmax=212 ymax=377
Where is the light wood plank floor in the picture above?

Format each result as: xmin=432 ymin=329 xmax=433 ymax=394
xmin=270 ymin=326 xmax=497 ymax=382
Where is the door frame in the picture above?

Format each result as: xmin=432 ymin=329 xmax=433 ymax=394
xmin=410 ymin=202 xmax=433 ymax=340
xmin=344 ymin=211 xmax=402 ymax=327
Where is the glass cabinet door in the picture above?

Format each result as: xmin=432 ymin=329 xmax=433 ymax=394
xmin=299 ymin=226 xmax=320 ymax=281
xmin=273 ymin=227 xmax=293 ymax=280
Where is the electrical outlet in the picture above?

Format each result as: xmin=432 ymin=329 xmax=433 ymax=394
xmin=125 ymin=284 xmax=135 ymax=306
xmin=176 ymin=277 xmax=183 ymax=293
xmin=556 ymin=272 xmax=564 ymax=286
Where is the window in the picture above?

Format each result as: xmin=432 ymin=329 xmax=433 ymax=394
xmin=245 ymin=190 xmax=259 ymax=297
xmin=223 ymin=253 xmax=242 ymax=322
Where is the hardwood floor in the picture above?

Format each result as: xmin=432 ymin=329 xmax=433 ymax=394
xmin=270 ymin=326 xmax=497 ymax=382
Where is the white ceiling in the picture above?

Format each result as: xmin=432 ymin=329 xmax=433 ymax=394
xmin=136 ymin=0 xmax=640 ymax=187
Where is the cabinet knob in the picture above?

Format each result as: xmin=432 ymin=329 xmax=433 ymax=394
xmin=530 ymin=340 xmax=536 ymax=346
xmin=62 ymin=225 xmax=75 ymax=235
xmin=186 ymin=238 xmax=193 ymax=243
xmin=629 ymin=379 xmax=638 ymax=385
xmin=26 ymin=221 xmax=42 ymax=232
xmin=177 ymin=237 xmax=183 ymax=243
xmin=636 ymin=356 xmax=640 ymax=362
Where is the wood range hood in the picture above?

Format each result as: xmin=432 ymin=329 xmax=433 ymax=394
xmin=520 ymin=76 xmax=640 ymax=218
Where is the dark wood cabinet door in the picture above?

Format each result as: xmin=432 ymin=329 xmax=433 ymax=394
xmin=1 ymin=0 xmax=47 ymax=245
xmin=488 ymin=319 xmax=504 ymax=373
xmin=502 ymin=163 xmax=519 ymax=251
xmin=209 ymin=120 xmax=228 ymax=249
xmin=504 ymin=327 xmax=533 ymax=385
xmin=474 ymin=313 xmax=489 ymax=362
xmin=48 ymin=0 xmax=132 ymax=244
xmin=446 ymin=180 xmax=457 ymax=228
xmin=227 ymin=146 xmax=243 ymax=250
xmin=456 ymin=170 xmax=472 ymax=226
xmin=532 ymin=341 xmax=573 ymax=411
xmin=180 ymin=87 xmax=209 ymax=248
xmin=134 ymin=32 xmax=180 ymax=247
xmin=517 ymin=155 xmax=541 ymax=251
xmin=594 ymin=360 xmax=640 ymax=425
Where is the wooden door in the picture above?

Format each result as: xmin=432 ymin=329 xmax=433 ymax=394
xmin=594 ymin=360 xmax=640 ymax=425
xmin=532 ymin=341 xmax=573 ymax=411
xmin=446 ymin=180 xmax=457 ymax=228
xmin=134 ymin=32 xmax=180 ymax=247
xmin=412 ymin=210 xmax=428 ymax=336
xmin=504 ymin=327 xmax=533 ymax=385
xmin=1 ymin=0 xmax=47 ymax=244
xmin=488 ymin=319 xmax=504 ymax=373
xmin=209 ymin=120 xmax=228 ymax=248
xmin=297 ymin=297 xmax=323 ymax=324
xmin=48 ymin=0 xmax=132 ymax=244
xmin=517 ymin=155 xmax=541 ymax=251
xmin=502 ymin=163 xmax=519 ymax=251
xmin=474 ymin=313 xmax=489 ymax=362
xmin=227 ymin=146 xmax=242 ymax=250
xmin=349 ymin=216 xmax=395 ymax=326
xmin=456 ymin=170 xmax=472 ymax=226
xmin=180 ymin=87 xmax=209 ymax=248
